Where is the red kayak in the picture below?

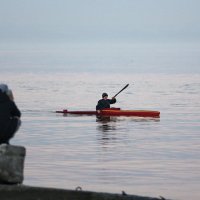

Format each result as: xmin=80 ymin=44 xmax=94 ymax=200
xmin=56 ymin=108 xmax=160 ymax=118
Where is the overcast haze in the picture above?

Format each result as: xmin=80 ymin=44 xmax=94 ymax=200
xmin=0 ymin=0 xmax=200 ymax=43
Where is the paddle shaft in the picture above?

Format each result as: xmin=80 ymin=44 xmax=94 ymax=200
xmin=113 ymin=84 xmax=129 ymax=98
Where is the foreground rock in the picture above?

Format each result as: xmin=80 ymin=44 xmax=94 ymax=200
xmin=0 ymin=184 xmax=171 ymax=200
xmin=0 ymin=144 xmax=26 ymax=184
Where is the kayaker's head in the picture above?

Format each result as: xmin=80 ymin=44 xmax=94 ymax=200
xmin=102 ymin=93 xmax=108 ymax=99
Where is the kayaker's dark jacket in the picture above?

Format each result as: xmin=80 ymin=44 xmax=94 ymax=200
xmin=0 ymin=91 xmax=21 ymax=143
xmin=96 ymin=98 xmax=116 ymax=110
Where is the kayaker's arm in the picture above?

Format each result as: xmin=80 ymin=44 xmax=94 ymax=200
xmin=110 ymin=97 xmax=116 ymax=104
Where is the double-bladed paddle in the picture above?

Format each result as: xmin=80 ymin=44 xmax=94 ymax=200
xmin=112 ymin=84 xmax=129 ymax=98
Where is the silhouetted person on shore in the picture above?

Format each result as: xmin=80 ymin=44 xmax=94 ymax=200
xmin=0 ymin=84 xmax=21 ymax=145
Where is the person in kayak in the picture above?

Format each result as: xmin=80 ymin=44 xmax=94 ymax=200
xmin=0 ymin=84 xmax=21 ymax=145
xmin=96 ymin=93 xmax=116 ymax=112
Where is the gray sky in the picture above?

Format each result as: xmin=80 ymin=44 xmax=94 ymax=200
xmin=0 ymin=0 xmax=200 ymax=43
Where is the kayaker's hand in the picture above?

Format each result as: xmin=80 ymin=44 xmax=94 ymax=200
xmin=97 ymin=110 xmax=101 ymax=114
xmin=112 ymin=97 xmax=116 ymax=100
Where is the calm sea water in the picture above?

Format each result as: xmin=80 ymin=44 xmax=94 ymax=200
xmin=0 ymin=42 xmax=200 ymax=200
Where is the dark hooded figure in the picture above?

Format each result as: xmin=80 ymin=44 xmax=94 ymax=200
xmin=96 ymin=92 xmax=116 ymax=111
xmin=0 ymin=84 xmax=21 ymax=144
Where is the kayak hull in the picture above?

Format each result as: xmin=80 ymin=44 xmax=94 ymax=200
xmin=101 ymin=110 xmax=160 ymax=117
xmin=56 ymin=108 xmax=160 ymax=118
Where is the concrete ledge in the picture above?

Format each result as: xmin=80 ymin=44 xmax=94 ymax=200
xmin=0 ymin=144 xmax=26 ymax=184
xmin=0 ymin=184 xmax=170 ymax=200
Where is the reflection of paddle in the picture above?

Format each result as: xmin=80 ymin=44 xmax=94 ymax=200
xmin=113 ymin=84 xmax=129 ymax=98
